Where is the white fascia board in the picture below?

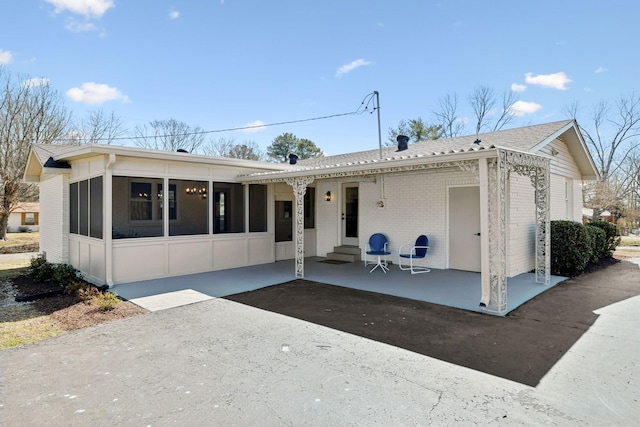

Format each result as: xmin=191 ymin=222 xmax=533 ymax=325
xmin=237 ymin=148 xmax=499 ymax=182
xmin=54 ymin=144 xmax=292 ymax=172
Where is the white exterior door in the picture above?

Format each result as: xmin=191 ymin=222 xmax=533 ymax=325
xmin=342 ymin=184 xmax=359 ymax=246
xmin=449 ymin=186 xmax=481 ymax=272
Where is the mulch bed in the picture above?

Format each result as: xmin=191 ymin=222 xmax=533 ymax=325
xmin=2 ymin=275 xmax=148 ymax=331
xmin=225 ymin=260 xmax=640 ymax=386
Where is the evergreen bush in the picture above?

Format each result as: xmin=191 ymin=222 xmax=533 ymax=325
xmin=550 ymin=220 xmax=592 ymax=276
xmin=586 ymin=220 xmax=620 ymax=256
xmin=584 ymin=224 xmax=606 ymax=264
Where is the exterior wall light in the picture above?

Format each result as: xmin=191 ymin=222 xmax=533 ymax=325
xmin=324 ymin=191 xmax=332 ymax=202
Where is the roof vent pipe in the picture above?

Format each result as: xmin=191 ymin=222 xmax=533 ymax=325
xmin=396 ymin=135 xmax=409 ymax=151
xmin=288 ymin=153 xmax=298 ymax=165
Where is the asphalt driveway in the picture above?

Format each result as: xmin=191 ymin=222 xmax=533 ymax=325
xmin=0 ymin=261 xmax=638 ymax=426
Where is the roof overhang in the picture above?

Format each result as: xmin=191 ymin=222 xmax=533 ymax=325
xmin=238 ymin=147 xmax=503 ymax=183
xmin=50 ymin=144 xmax=293 ymax=172
xmin=529 ymin=120 xmax=600 ymax=180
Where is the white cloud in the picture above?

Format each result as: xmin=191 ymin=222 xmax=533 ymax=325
xmin=509 ymin=100 xmax=542 ymax=117
xmin=241 ymin=120 xmax=266 ymax=133
xmin=65 ymin=19 xmax=98 ymax=33
xmin=525 ymin=72 xmax=572 ymax=90
xmin=511 ymin=83 xmax=527 ymax=92
xmin=66 ymin=82 xmax=130 ymax=105
xmin=336 ymin=59 xmax=372 ymax=77
xmin=169 ymin=10 xmax=180 ymax=20
xmin=22 ymin=78 xmax=50 ymax=87
xmin=45 ymin=0 xmax=114 ymax=18
xmin=595 ymin=66 xmax=607 ymax=74
xmin=0 ymin=49 xmax=12 ymax=65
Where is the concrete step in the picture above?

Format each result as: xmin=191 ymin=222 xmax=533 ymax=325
xmin=326 ymin=246 xmax=361 ymax=263
xmin=332 ymin=245 xmax=361 ymax=255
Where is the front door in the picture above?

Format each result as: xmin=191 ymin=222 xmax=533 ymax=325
xmin=449 ymin=186 xmax=481 ymax=272
xmin=342 ymin=184 xmax=359 ymax=246
xmin=275 ymin=199 xmax=294 ymax=260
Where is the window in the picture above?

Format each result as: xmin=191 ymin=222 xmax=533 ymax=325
xmin=130 ymin=182 xmax=153 ymax=221
xmin=69 ymin=177 xmax=103 ymax=239
xmin=304 ymin=187 xmax=315 ymax=229
xmin=112 ymin=177 xmax=163 ymax=238
xmin=90 ymin=176 xmax=103 ymax=239
xmin=169 ymin=180 xmax=208 ymax=236
xmin=70 ymin=182 xmax=78 ymax=234
xmin=79 ymin=180 xmax=89 ymax=235
xmin=158 ymin=183 xmax=177 ymax=221
xmin=22 ymin=212 xmax=38 ymax=225
xmin=249 ymin=184 xmax=267 ymax=232
xmin=213 ymin=182 xmax=244 ymax=233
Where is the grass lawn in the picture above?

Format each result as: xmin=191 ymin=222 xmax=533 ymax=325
xmin=0 ymin=232 xmax=39 ymax=255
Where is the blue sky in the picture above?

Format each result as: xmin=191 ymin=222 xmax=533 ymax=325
xmin=1 ymin=0 xmax=638 ymax=155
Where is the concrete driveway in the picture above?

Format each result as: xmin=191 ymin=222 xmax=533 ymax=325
xmin=1 ymin=273 xmax=638 ymax=426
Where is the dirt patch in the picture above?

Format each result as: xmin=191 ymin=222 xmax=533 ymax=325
xmin=1 ymin=275 xmax=148 ymax=347
xmin=226 ymin=260 xmax=640 ymax=387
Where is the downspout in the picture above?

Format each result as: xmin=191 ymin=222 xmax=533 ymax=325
xmin=105 ymin=154 xmax=116 ymax=287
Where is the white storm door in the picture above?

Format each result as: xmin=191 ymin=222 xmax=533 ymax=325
xmin=449 ymin=186 xmax=481 ymax=272
xmin=342 ymin=185 xmax=359 ymax=246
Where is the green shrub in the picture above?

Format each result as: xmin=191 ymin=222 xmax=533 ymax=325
xmin=92 ymin=291 xmax=120 ymax=311
xmin=29 ymin=253 xmax=54 ymax=282
xmin=551 ymin=220 xmax=592 ymax=276
xmin=64 ymin=281 xmax=89 ymax=295
xmin=77 ymin=285 xmax=101 ymax=301
xmin=52 ymin=263 xmax=80 ymax=288
xmin=587 ymin=220 xmax=620 ymax=256
xmin=584 ymin=225 xmax=607 ymax=264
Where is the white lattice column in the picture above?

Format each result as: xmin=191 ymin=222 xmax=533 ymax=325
xmin=285 ymin=177 xmax=314 ymax=278
xmin=485 ymin=153 xmax=508 ymax=314
xmin=534 ymin=163 xmax=551 ymax=284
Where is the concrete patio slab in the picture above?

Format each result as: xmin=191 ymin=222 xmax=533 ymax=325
xmin=127 ymin=289 xmax=214 ymax=311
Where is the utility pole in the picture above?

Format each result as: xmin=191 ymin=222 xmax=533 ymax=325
xmin=374 ymin=91 xmax=382 ymax=159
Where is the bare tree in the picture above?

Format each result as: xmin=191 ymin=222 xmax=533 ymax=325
xmin=131 ymin=119 xmax=206 ymax=153
xmin=0 ymin=68 xmax=71 ymax=239
xmin=202 ymin=137 xmax=264 ymax=161
xmin=433 ymin=94 xmax=465 ymax=138
xmin=81 ymin=108 xmax=126 ymax=144
xmin=468 ymin=85 xmax=519 ymax=136
xmin=468 ymin=86 xmax=495 ymax=136
xmin=567 ymin=93 xmax=640 ymax=179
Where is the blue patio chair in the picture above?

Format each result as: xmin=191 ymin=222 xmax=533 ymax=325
xmin=365 ymin=233 xmax=391 ymax=273
xmin=398 ymin=235 xmax=430 ymax=274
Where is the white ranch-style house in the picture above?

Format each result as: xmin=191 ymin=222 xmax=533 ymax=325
xmin=24 ymin=119 xmax=598 ymax=315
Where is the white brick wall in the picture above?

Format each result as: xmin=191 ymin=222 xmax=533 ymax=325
xmin=39 ymin=174 xmax=69 ymax=263
xmin=358 ymin=168 xmax=477 ymax=270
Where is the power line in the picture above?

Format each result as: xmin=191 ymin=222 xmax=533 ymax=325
xmin=59 ymin=92 xmax=379 ymax=143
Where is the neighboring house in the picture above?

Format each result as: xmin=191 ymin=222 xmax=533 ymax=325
xmin=7 ymin=202 xmax=40 ymax=232
xmin=23 ymin=119 xmax=598 ymax=315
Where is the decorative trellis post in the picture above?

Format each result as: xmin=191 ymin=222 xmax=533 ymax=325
xmin=285 ymin=176 xmax=314 ymax=278
xmin=486 ymin=154 xmax=508 ymax=314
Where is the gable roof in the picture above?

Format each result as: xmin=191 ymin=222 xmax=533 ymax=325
xmin=298 ymin=119 xmax=581 ymax=167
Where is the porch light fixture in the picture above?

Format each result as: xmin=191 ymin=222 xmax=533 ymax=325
xmin=324 ymin=191 xmax=332 ymax=202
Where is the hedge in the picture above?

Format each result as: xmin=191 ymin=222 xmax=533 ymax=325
xmin=550 ymin=220 xmax=618 ymax=276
